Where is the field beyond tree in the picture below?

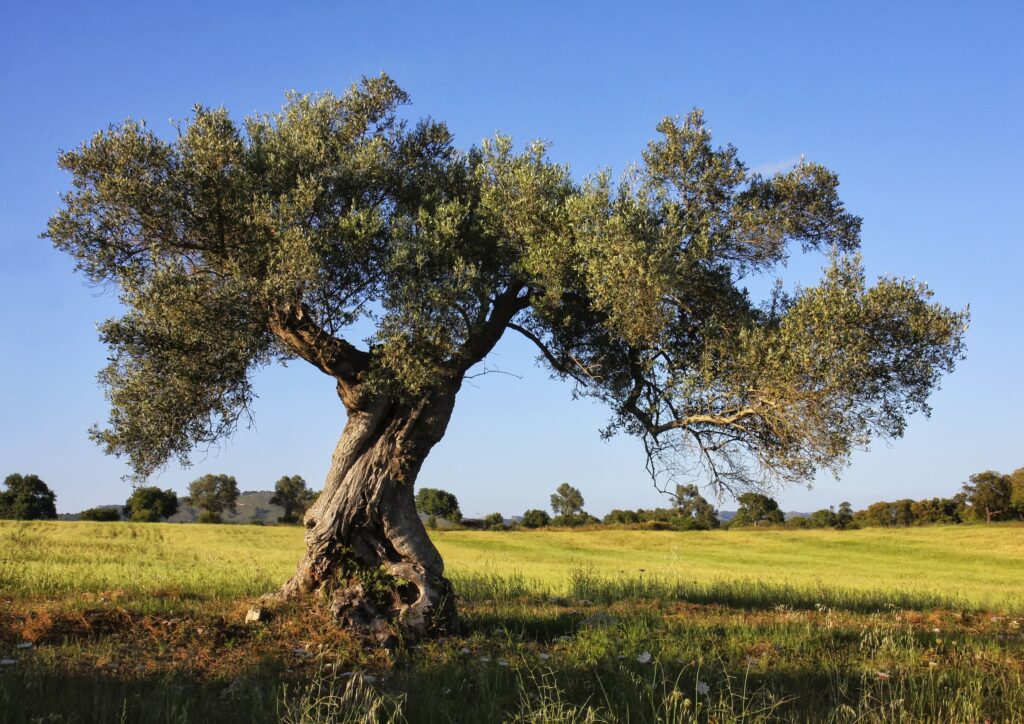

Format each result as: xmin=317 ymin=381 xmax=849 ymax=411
xmin=1 ymin=522 xmax=1022 ymax=722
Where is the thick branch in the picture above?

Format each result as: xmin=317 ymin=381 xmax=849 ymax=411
xmin=455 ymin=284 xmax=532 ymax=371
xmin=269 ymin=304 xmax=371 ymax=406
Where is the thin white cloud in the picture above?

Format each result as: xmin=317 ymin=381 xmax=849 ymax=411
xmin=750 ymin=155 xmax=803 ymax=176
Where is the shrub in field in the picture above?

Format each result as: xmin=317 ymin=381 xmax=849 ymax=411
xmin=483 ymin=512 xmax=506 ymax=530
xmin=80 ymin=506 xmax=122 ymax=521
xmin=521 ymin=509 xmax=550 ymax=528
xmin=0 ymin=473 xmax=57 ymax=520
xmin=125 ymin=486 xmax=178 ymax=522
xmin=551 ymin=512 xmax=599 ymax=528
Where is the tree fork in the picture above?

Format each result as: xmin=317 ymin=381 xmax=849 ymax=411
xmin=276 ymin=385 xmax=460 ymax=639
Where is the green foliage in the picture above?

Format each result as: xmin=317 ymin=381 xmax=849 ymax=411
xmin=909 ymin=497 xmax=963 ymax=525
xmin=0 ymin=473 xmax=57 ymax=520
xmin=483 ymin=512 xmax=505 ymax=530
xmin=672 ymin=484 xmax=720 ymax=528
xmin=549 ymin=483 xmax=584 ymax=517
xmin=731 ymin=493 xmax=785 ymax=527
xmin=853 ymin=496 xmax=967 ymax=527
xmin=124 ymin=486 xmax=178 ymax=522
xmin=520 ymin=509 xmax=551 ymax=528
xmin=787 ymin=502 xmax=856 ymax=529
xmin=269 ymin=475 xmax=315 ymax=524
xmin=46 ymin=73 xmax=967 ymax=501
xmin=1011 ymin=468 xmax=1024 ymax=520
xmin=414 ymin=487 xmax=462 ymax=522
xmin=602 ymin=505 xmax=715 ymax=531
xmin=551 ymin=512 xmax=598 ymax=528
xmin=198 ymin=510 xmax=223 ymax=524
xmin=186 ymin=474 xmax=240 ymax=518
xmin=79 ymin=506 xmax=122 ymax=522
xmin=962 ymin=470 xmax=1013 ymax=523
xmin=836 ymin=501 xmax=854 ymax=529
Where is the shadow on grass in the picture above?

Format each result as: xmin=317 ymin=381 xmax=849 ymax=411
xmin=0 ymin=663 xmax=284 ymax=724
xmin=451 ymin=570 xmax=990 ymax=615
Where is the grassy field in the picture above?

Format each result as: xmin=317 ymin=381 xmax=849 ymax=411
xmin=1 ymin=521 xmax=1022 ymax=722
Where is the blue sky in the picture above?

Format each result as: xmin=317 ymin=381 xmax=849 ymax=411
xmin=1 ymin=1 xmax=1021 ymax=516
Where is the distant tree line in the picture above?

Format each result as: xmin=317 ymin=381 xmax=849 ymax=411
xmin=410 ymin=465 xmax=1024 ymax=533
xmin=8 ymin=465 xmax=1023 ymax=529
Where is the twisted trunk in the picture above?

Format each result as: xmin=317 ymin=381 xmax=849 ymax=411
xmin=277 ymin=383 xmax=460 ymax=638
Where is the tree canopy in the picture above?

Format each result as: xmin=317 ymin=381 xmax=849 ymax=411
xmin=672 ymin=484 xmax=719 ymax=528
xmin=550 ymin=483 xmax=585 ymax=517
xmin=962 ymin=471 xmax=1012 ymax=523
xmin=46 ymin=72 xmax=967 ymax=505
xmin=0 ymin=474 xmax=57 ymax=520
xmin=732 ymin=492 xmax=785 ymax=527
xmin=124 ymin=486 xmax=179 ymax=522
xmin=414 ymin=488 xmax=462 ymax=522
xmin=185 ymin=474 xmax=240 ymax=522
xmin=270 ymin=475 xmax=316 ymax=523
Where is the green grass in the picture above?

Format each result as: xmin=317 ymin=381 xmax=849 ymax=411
xmin=1 ymin=521 xmax=1022 ymax=722
xmin=3 ymin=521 xmax=1022 ymax=613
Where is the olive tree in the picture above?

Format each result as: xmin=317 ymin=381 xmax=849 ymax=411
xmin=46 ymin=74 xmax=966 ymax=636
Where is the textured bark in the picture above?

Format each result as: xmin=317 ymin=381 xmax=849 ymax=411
xmin=277 ymin=384 xmax=460 ymax=639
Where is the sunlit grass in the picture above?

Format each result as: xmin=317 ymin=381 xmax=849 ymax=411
xmin=1 ymin=520 xmax=1023 ymax=722
xmin=2 ymin=521 xmax=1021 ymax=614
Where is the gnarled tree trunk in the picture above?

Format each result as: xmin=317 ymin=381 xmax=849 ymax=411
xmin=276 ymin=383 xmax=461 ymax=639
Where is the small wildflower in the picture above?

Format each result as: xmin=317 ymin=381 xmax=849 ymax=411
xmin=637 ymin=651 xmax=652 ymax=664
xmin=364 ymin=674 xmax=378 ymax=683
xmin=460 ymin=647 xmax=470 ymax=655
xmin=538 ymin=653 xmax=550 ymax=660
xmin=479 ymin=656 xmax=491 ymax=663
xmin=696 ymin=681 xmax=710 ymax=696
xmin=497 ymin=659 xmax=509 ymax=667
xmin=931 ymin=628 xmax=940 ymax=634
xmin=876 ymin=671 xmax=890 ymax=680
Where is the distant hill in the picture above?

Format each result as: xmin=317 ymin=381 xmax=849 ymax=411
xmin=169 ymin=490 xmax=288 ymax=524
